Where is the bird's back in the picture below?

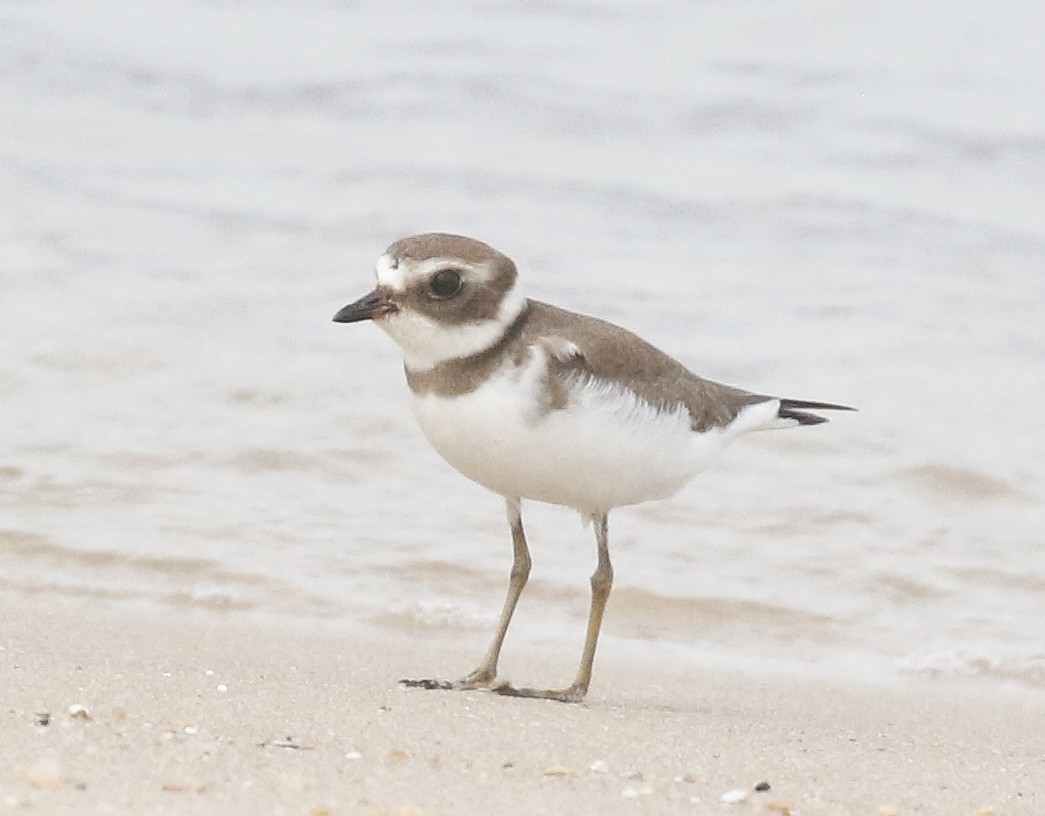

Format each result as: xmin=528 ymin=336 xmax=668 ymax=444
xmin=517 ymin=300 xmax=769 ymax=433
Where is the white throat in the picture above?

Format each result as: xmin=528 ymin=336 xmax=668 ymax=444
xmin=381 ymin=281 xmax=527 ymax=372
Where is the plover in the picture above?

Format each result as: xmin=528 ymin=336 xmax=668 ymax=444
xmin=333 ymin=233 xmax=852 ymax=703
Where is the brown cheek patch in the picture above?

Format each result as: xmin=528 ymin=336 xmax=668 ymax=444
xmin=404 ymin=255 xmax=518 ymax=328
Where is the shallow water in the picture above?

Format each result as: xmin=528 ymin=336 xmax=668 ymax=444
xmin=2 ymin=0 xmax=1044 ymax=692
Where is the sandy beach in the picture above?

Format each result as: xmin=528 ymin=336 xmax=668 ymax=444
xmin=2 ymin=599 xmax=1041 ymax=816
xmin=3 ymin=2 xmax=1045 ymax=814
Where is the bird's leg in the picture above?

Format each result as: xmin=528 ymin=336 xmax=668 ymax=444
xmin=455 ymin=496 xmax=531 ymax=688
xmin=569 ymin=511 xmax=613 ymax=696
xmin=401 ymin=497 xmax=531 ymax=692
xmin=496 ymin=511 xmax=613 ymax=703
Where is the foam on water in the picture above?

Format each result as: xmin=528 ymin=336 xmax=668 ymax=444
xmin=2 ymin=0 xmax=1044 ymax=694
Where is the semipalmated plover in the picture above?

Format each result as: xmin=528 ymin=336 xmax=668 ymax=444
xmin=334 ymin=233 xmax=852 ymax=703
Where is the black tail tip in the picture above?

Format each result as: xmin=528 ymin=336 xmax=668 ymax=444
xmin=777 ymin=398 xmax=855 ymax=426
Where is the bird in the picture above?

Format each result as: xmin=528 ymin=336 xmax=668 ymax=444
xmin=333 ymin=232 xmax=853 ymax=703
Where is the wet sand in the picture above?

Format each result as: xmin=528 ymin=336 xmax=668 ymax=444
xmin=2 ymin=599 xmax=1041 ymax=815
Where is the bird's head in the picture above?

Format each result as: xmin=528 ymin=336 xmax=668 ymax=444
xmin=333 ymin=233 xmax=526 ymax=371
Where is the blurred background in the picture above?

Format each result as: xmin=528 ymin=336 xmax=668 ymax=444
xmin=1 ymin=0 xmax=1043 ymax=692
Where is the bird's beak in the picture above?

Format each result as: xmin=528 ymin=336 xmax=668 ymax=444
xmin=332 ymin=288 xmax=398 ymax=323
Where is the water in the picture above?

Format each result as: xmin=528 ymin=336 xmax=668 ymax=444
xmin=2 ymin=0 xmax=1044 ymax=692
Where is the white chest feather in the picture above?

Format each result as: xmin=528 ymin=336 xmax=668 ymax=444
xmin=410 ymin=351 xmax=757 ymax=513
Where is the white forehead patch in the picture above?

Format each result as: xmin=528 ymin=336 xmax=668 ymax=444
xmin=375 ymin=252 xmax=407 ymax=290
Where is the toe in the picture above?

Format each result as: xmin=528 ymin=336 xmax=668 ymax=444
xmin=399 ymin=678 xmax=455 ymax=690
xmin=493 ymin=683 xmax=586 ymax=703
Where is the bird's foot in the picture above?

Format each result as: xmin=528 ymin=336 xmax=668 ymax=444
xmin=399 ymin=667 xmax=500 ymax=692
xmin=454 ymin=667 xmax=500 ymax=690
xmin=492 ymin=682 xmax=587 ymax=704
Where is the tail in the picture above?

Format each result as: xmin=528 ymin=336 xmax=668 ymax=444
xmin=776 ymin=397 xmax=856 ymax=426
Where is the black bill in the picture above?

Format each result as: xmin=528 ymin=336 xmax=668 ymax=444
xmin=332 ymin=289 xmax=397 ymax=323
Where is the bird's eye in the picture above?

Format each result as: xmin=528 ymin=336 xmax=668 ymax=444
xmin=429 ymin=269 xmax=463 ymax=299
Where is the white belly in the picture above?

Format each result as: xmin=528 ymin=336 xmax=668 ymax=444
xmin=410 ymin=357 xmax=741 ymax=514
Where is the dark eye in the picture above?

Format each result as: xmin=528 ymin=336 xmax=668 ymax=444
xmin=429 ymin=269 xmax=462 ymax=299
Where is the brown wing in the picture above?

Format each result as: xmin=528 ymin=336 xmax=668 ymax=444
xmin=521 ymin=301 xmax=771 ymax=432
xmin=405 ymin=298 xmax=854 ymax=428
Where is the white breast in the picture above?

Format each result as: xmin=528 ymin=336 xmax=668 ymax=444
xmin=410 ymin=349 xmax=762 ymax=514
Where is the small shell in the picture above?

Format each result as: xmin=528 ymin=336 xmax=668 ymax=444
xmin=720 ymin=788 xmax=749 ymax=805
xmin=23 ymin=758 xmax=62 ymax=788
